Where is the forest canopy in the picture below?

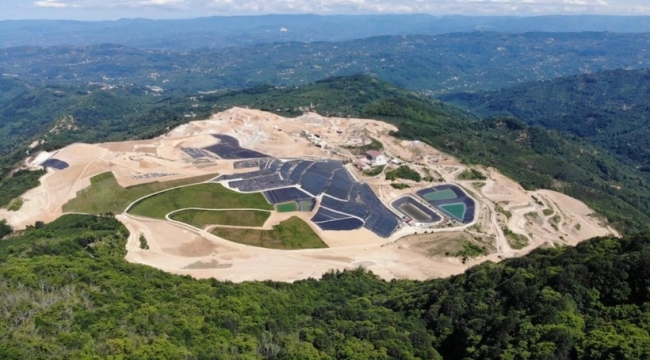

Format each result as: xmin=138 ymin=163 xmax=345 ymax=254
xmin=0 ymin=215 xmax=649 ymax=359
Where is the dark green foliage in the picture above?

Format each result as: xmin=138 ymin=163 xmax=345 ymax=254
xmin=363 ymin=165 xmax=385 ymax=177
xmin=0 ymin=169 xmax=46 ymax=208
xmin=502 ymin=226 xmax=530 ymax=249
xmin=443 ymin=68 xmax=650 ymax=167
xmin=0 ymin=219 xmax=11 ymax=238
xmin=453 ymin=241 xmax=487 ymax=262
xmin=390 ymin=183 xmax=411 ymax=190
xmin=139 ymin=234 xmax=149 ymax=250
xmin=0 ymin=215 xmax=438 ymax=359
xmin=415 ymin=233 xmax=650 ymax=359
xmin=458 ymin=168 xmax=487 ymax=181
xmin=345 ymin=137 xmax=384 ymax=155
xmin=2 ymin=215 xmax=650 ymax=358
xmin=4 ymin=33 xmax=650 ymax=94
xmin=386 ymin=165 xmax=422 ymax=182
xmin=0 ymin=83 xmax=210 ymax=163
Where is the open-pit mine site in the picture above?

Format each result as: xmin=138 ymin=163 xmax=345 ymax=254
xmin=0 ymin=107 xmax=618 ymax=282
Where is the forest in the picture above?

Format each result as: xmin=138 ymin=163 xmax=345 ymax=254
xmin=1 ymin=214 xmax=649 ymax=359
xmin=3 ymin=32 xmax=650 ymax=94
xmin=442 ymin=69 xmax=650 ymax=167
xmin=2 ymin=17 xmax=650 ymax=358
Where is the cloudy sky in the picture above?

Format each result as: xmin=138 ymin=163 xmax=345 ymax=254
xmin=1 ymin=0 xmax=648 ymax=20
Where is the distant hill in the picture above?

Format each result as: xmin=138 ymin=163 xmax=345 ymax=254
xmin=0 ymin=76 xmax=28 ymax=104
xmin=3 ymin=32 xmax=650 ymax=94
xmin=441 ymin=69 xmax=650 ymax=167
xmin=3 ymin=15 xmax=650 ymax=50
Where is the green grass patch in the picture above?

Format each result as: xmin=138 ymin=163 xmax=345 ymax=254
xmin=390 ymin=183 xmax=411 ymax=190
xmin=457 ymin=168 xmax=487 ymax=181
xmin=276 ymin=202 xmax=298 ymax=213
xmin=472 ymin=182 xmax=486 ymax=189
xmin=549 ymin=214 xmax=562 ymax=231
xmin=525 ymin=211 xmax=544 ymax=225
xmin=211 ymin=216 xmax=327 ymax=250
xmin=503 ymin=227 xmax=529 ymax=250
xmin=170 ymin=209 xmax=270 ymax=228
xmin=454 ymin=241 xmax=488 ymax=262
xmin=63 ymin=172 xmax=218 ymax=215
xmin=345 ymin=137 xmax=383 ymax=155
xmin=386 ymin=165 xmax=422 ymax=182
xmin=496 ymin=204 xmax=512 ymax=220
xmin=363 ymin=165 xmax=385 ymax=177
xmin=128 ymin=183 xmax=272 ymax=219
xmin=7 ymin=197 xmax=24 ymax=212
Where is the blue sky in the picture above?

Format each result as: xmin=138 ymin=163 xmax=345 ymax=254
xmin=0 ymin=0 xmax=648 ymax=20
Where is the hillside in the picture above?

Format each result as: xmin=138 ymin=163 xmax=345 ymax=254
xmin=0 ymin=83 xmax=212 ymax=169
xmin=3 ymin=32 xmax=650 ymax=94
xmin=0 ymin=214 xmax=648 ymax=358
xmin=441 ymin=69 xmax=650 ymax=167
xmin=193 ymin=76 xmax=650 ymax=233
xmin=1 ymin=75 xmax=649 ymax=233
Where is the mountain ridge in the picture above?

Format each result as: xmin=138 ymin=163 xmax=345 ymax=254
xmin=441 ymin=68 xmax=650 ymax=167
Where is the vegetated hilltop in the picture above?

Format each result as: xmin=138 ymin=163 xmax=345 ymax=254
xmin=1 ymin=75 xmax=648 ymax=232
xmin=3 ymin=32 xmax=650 ymax=93
xmin=3 ymin=15 xmax=650 ymax=50
xmin=441 ymin=68 xmax=650 ymax=168
xmin=0 ymin=81 xmax=211 ymax=173
xmin=1 ymin=214 xmax=649 ymax=358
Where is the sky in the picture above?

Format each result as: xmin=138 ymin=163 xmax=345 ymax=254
xmin=1 ymin=0 xmax=649 ymax=20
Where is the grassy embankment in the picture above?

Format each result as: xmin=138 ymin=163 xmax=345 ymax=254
xmin=169 ymin=209 xmax=270 ymax=228
xmin=128 ymin=183 xmax=272 ymax=219
xmin=211 ymin=217 xmax=328 ymax=250
xmin=63 ymin=172 xmax=218 ymax=214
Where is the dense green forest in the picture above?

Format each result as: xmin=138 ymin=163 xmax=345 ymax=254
xmin=441 ymin=69 xmax=650 ymax=167
xmin=1 ymin=214 xmax=650 ymax=358
xmin=0 ymin=169 xmax=46 ymax=208
xmin=0 ymin=79 xmax=215 ymax=201
xmin=3 ymin=32 xmax=650 ymax=94
xmin=0 ymin=82 xmax=212 ymax=158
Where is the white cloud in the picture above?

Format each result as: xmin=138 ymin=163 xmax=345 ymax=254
xmin=34 ymin=0 xmax=70 ymax=8
xmin=201 ymin=0 xmax=643 ymax=15
xmin=20 ymin=0 xmax=650 ymax=17
xmin=138 ymin=0 xmax=185 ymax=5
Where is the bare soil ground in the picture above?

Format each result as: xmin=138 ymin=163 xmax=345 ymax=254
xmin=1 ymin=107 xmax=617 ymax=282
